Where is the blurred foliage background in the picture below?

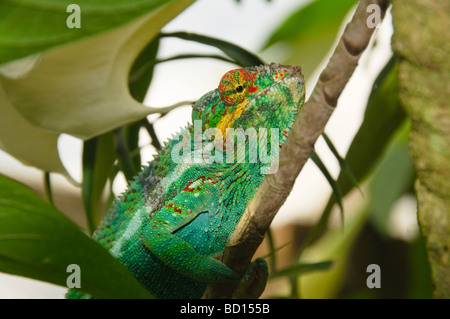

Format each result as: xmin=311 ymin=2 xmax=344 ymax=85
xmin=0 ymin=0 xmax=447 ymax=298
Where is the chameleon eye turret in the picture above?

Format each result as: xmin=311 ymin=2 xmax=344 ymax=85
xmin=218 ymin=68 xmax=258 ymax=105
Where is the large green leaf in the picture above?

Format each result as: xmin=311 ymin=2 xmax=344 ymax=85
xmin=0 ymin=0 xmax=194 ymax=139
xmin=0 ymin=173 xmax=153 ymax=298
xmin=0 ymin=84 xmax=67 ymax=176
xmin=0 ymin=0 xmax=176 ymax=65
xmin=263 ymin=0 xmax=358 ymax=80
xmin=0 ymin=0 xmax=194 ymax=174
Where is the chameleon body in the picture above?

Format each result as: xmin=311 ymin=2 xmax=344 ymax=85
xmin=68 ymin=63 xmax=305 ymax=299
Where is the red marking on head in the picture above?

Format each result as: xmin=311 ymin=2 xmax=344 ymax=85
xmin=183 ymin=183 xmax=195 ymax=193
xmin=247 ymin=84 xmax=258 ymax=94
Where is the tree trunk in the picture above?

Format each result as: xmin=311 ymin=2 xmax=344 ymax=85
xmin=392 ymin=0 xmax=450 ymax=299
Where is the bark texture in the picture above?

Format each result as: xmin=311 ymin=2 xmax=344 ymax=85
xmin=392 ymin=0 xmax=450 ymax=299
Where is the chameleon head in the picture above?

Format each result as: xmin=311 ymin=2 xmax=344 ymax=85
xmin=193 ymin=63 xmax=305 ymax=146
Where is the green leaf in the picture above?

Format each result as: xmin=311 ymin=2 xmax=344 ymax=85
xmin=161 ymin=32 xmax=265 ymax=67
xmin=141 ymin=119 xmax=162 ymax=151
xmin=265 ymin=228 xmax=277 ymax=272
xmin=0 ymin=0 xmax=195 ymax=142
xmin=155 ymin=53 xmax=236 ymax=65
xmin=367 ymin=121 xmax=414 ymax=236
xmin=0 ymin=0 xmax=181 ymax=65
xmin=129 ymin=36 xmax=160 ymax=103
xmin=299 ymin=57 xmax=405 ymax=252
xmin=322 ymin=132 xmax=361 ymax=195
xmin=0 ymin=83 xmax=68 ymax=176
xmin=43 ymin=172 xmax=55 ymax=206
xmin=82 ymin=133 xmax=116 ymax=234
xmin=0 ymin=173 xmax=153 ymax=298
xmin=263 ymin=0 xmax=358 ymax=79
xmin=336 ymin=57 xmax=405 ymax=196
xmin=114 ymin=127 xmax=137 ymax=183
xmin=311 ymin=151 xmax=344 ymax=223
xmin=125 ymin=122 xmax=144 ymax=174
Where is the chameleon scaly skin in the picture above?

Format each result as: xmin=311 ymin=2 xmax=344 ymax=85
xmin=68 ymin=63 xmax=305 ymax=299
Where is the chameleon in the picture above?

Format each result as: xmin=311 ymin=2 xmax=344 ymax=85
xmin=68 ymin=63 xmax=305 ymax=299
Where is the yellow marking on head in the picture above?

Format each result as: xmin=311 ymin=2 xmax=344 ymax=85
xmin=216 ymin=102 xmax=246 ymax=137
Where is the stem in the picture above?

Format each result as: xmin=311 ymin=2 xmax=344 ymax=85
xmin=43 ymin=172 xmax=54 ymax=206
xmin=113 ymin=127 xmax=136 ymax=183
xmin=140 ymin=119 xmax=162 ymax=151
xmin=130 ymin=54 xmax=235 ymax=84
xmin=266 ymin=228 xmax=277 ymax=273
xmin=160 ymin=31 xmax=264 ymax=66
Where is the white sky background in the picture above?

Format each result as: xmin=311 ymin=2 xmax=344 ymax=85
xmin=0 ymin=0 xmax=396 ymax=298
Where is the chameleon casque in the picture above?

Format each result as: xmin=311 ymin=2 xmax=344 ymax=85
xmin=68 ymin=63 xmax=305 ymax=299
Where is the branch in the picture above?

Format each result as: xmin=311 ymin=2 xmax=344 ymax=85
xmin=202 ymin=0 xmax=389 ymax=299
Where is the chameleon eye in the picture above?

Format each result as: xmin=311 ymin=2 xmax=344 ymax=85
xmin=218 ymin=69 xmax=257 ymax=106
